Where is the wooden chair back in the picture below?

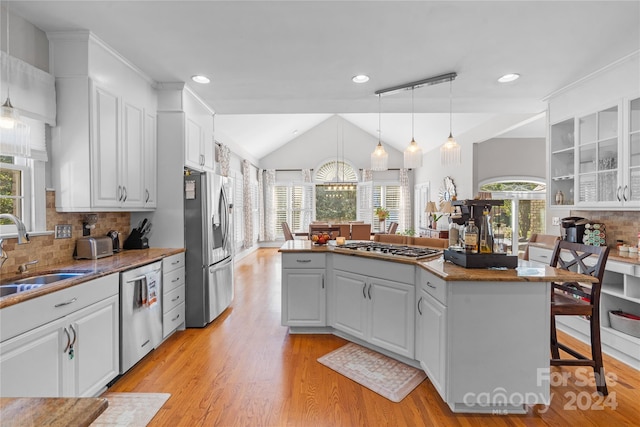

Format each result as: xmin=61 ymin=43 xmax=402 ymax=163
xmin=387 ymin=222 xmax=398 ymax=234
xmin=282 ymin=222 xmax=294 ymax=241
xmin=350 ymin=223 xmax=371 ymax=240
xmin=374 ymin=234 xmax=407 ymax=245
xmin=410 ymin=237 xmax=449 ymax=249
xmin=549 ymin=240 xmax=609 ymax=299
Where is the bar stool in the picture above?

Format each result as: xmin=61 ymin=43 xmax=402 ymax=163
xmin=549 ymin=240 xmax=610 ymax=395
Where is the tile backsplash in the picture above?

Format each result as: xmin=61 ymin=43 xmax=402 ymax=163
xmin=571 ymin=210 xmax=640 ymax=248
xmin=1 ymin=191 xmax=130 ymax=275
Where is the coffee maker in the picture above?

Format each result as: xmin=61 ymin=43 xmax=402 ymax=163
xmin=560 ymin=217 xmax=589 ymax=243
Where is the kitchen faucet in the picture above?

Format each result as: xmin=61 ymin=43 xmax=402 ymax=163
xmin=0 ymin=214 xmax=30 ymax=269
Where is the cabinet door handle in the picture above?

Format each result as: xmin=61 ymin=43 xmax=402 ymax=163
xmin=171 ymin=277 xmax=181 ymax=283
xmin=426 ymin=282 xmax=436 ymax=289
xmin=623 ymin=185 xmax=629 ymax=201
xmin=171 ymin=260 xmax=181 ymax=266
xmin=367 ymin=284 xmax=372 ymax=300
xmin=417 ymin=297 xmax=423 ymax=315
xmin=322 ymin=275 xmax=325 ymax=289
xmin=63 ymin=327 xmax=71 ymax=353
xmin=616 ymin=186 xmax=622 ymax=202
xmin=362 ymin=283 xmax=367 ymax=299
xmin=69 ymin=325 xmax=77 ymax=348
xmin=145 ymin=189 xmax=150 ymax=203
xmin=55 ymin=297 xmax=77 ymax=308
xmin=172 ymin=313 xmax=181 ymax=322
xmin=122 ymin=186 xmax=127 ymax=202
xmin=296 ymin=259 xmax=312 ymax=263
xmin=171 ymin=295 xmax=181 ymax=302
xmin=118 ymin=185 xmax=123 ymax=201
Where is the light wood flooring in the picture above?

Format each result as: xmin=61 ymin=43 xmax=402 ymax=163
xmin=108 ymin=248 xmax=640 ymax=426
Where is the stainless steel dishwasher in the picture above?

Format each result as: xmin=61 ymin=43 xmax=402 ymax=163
xmin=120 ymin=261 xmax=163 ymax=373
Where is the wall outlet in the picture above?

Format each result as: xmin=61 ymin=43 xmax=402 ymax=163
xmin=55 ymin=224 xmax=72 ymax=239
xmin=552 ymin=217 xmax=560 ymax=226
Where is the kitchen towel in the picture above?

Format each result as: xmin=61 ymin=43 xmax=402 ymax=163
xmin=144 ymin=270 xmax=160 ymax=308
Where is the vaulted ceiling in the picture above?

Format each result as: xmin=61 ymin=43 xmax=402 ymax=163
xmin=9 ymin=1 xmax=640 ymax=160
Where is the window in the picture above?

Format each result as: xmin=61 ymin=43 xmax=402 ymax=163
xmin=480 ymin=181 xmax=546 ymax=255
xmin=0 ymin=156 xmax=31 ymax=234
xmin=357 ymin=181 xmax=401 ymax=233
xmin=275 ymin=183 xmax=314 ymax=238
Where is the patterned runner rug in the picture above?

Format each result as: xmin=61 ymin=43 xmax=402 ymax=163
xmin=318 ymin=343 xmax=426 ymax=402
xmin=91 ymin=392 xmax=170 ymax=426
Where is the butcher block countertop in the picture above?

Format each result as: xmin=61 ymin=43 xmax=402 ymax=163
xmin=0 ymin=248 xmax=184 ymax=309
xmin=279 ymin=240 xmax=597 ymax=283
xmin=0 ymin=397 xmax=107 ymax=427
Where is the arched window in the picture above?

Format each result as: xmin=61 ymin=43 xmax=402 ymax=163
xmin=314 ymin=160 xmax=358 ymax=222
xmin=479 ymin=180 xmax=546 ymax=256
xmin=314 ymin=160 xmax=358 ymax=182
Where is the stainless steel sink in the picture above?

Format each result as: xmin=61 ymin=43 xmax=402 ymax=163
xmin=0 ymin=272 xmax=88 ymax=297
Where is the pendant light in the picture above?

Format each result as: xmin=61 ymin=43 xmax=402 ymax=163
xmin=440 ymin=78 xmax=460 ymax=166
xmin=371 ymin=94 xmax=388 ymax=171
xmin=0 ymin=2 xmax=31 ymax=157
xmin=404 ymin=87 xmax=423 ymax=168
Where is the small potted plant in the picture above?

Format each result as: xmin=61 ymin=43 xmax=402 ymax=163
xmin=375 ymin=207 xmax=389 ymax=231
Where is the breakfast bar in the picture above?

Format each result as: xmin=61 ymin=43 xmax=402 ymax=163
xmin=280 ymin=240 xmax=597 ymax=414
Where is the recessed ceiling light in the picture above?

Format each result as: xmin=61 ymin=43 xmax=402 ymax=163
xmin=191 ymin=75 xmax=211 ymax=84
xmin=352 ymin=74 xmax=370 ymax=84
xmin=498 ymin=73 xmax=520 ymax=83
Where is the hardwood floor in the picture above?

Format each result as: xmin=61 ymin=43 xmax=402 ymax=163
xmin=108 ymin=248 xmax=640 ymax=426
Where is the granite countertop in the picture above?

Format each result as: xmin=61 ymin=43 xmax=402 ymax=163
xmin=0 ymin=248 xmax=184 ymax=309
xmin=528 ymin=242 xmax=640 ymax=266
xmin=0 ymin=397 xmax=107 ymax=427
xmin=279 ymin=240 xmax=598 ymax=283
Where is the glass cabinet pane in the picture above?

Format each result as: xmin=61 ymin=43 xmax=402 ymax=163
xmin=598 ymin=172 xmax=617 ymax=201
xmin=552 ymin=150 xmax=574 ymax=177
xmin=579 ymin=114 xmax=597 ymax=145
xmin=630 ymin=169 xmax=640 ymax=201
xmin=551 ymin=118 xmax=574 ymax=151
xmin=631 ymin=98 xmax=640 ymax=133
xmin=597 ymin=138 xmax=618 ymax=171
xmin=598 ymin=106 xmax=618 ymax=140
xmin=578 ymin=174 xmax=596 ymax=202
xmin=579 ymin=144 xmax=596 ymax=173
xmin=631 ymin=134 xmax=640 ymax=168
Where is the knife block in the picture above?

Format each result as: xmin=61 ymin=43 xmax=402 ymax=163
xmin=123 ymin=229 xmax=149 ymax=250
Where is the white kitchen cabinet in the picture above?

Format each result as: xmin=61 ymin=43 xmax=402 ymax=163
xmin=49 ymin=31 xmax=157 ymax=212
xmin=162 ymin=252 xmax=186 ymax=338
xmin=623 ymin=96 xmax=640 ymax=205
xmin=332 ymin=255 xmax=415 ymax=358
xmin=185 ymin=117 xmax=214 ymax=171
xmin=282 ymin=253 xmax=326 ymax=327
xmin=0 ymin=274 xmax=119 ymax=397
xmin=416 ymin=285 xmax=447 ymax=397
xmin=143 ymin=111 xmax=158 ymax=208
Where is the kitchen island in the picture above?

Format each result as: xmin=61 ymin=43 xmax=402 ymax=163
xmin=280 ymin=240 xmax=597 ymax=414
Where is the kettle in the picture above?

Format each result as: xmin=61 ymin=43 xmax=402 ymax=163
xmin=107 ymin=230 xmax=121 ymax=252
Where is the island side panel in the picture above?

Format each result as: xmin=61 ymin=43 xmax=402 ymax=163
xmin=447 ymin=280 xmax=551 ymax=412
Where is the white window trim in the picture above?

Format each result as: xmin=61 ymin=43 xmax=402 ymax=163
xmin=0 ymin=158 xmax=46 ymax=236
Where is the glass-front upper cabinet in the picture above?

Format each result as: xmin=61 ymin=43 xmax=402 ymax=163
xmin=576 ymin=105 xmax=620 ymax=206
xmin=627 ymin=97 xmax=640 ymax=204
xmin=550 ymin=118 xmax=575 ymax=206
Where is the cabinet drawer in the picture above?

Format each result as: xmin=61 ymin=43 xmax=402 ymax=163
xmin=419 ymin=269 xmax=447 ymax=305
xmin=163 ymin=252 xmax=185 ymax=273
xmin=1 ymin=273 xmax=119 ymax=342
xmin=164 ymin=285 xmax=185 ymax=314
xmin=282 ymin=253 xmax=325 ymax=269
xmin=163 ymin=302 xmax=185 ymax=338
xmin=528 ymin=246 xmax=552 ymax=265
xmin=164 ymin=267 xmax=185 ymax=294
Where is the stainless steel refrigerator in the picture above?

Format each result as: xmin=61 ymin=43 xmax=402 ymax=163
xmin=184 ymin=169 xmax=234 ymax=327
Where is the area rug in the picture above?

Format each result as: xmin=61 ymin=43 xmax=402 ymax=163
xmin=317 ymin=343 xmax=426 ymax=402
xmin=91 ymin=392 xmax=170 ymax=426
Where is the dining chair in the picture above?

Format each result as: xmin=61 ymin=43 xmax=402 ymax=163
xmin=281 ymin=222 xmax=294 ymax=241
xmin=387 ymin=221 xmax=398 ymax=235
xmin=350 ymin=223 xmax=371 ymax=240
xmin=548 ymin=240 xmax=610 ymax=395
xmin=335 ymin=223 xmax=351 ymax=240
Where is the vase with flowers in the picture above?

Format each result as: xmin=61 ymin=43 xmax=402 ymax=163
xmin=375 ymin=207 xmax=389 ymax=231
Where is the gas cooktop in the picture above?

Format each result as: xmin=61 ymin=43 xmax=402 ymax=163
xmin=334 ymin=241 xmax=442 ymax=260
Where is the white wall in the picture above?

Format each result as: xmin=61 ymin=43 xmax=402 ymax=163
xmin=0 ymin=6 xmax=49 ymax=72
xmin=474 ymin=137 xmax=546 ymax=187
xmin=259 ymin=115 xmax=403 ymax=171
